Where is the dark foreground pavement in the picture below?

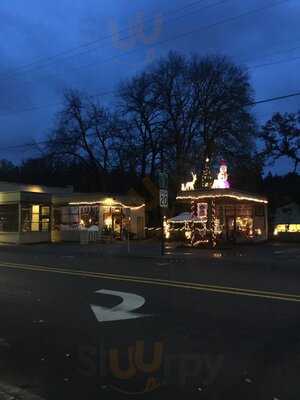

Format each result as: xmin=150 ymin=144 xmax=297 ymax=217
xmin=0 ymin=241 xmax=300 ymax=399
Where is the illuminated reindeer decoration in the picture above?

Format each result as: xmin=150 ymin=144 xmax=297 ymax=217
xmin=181 ymin=172 xmax=197 ymax=191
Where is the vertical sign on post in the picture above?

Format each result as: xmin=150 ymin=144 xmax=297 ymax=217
xmin=159 ymin=190 xmax=168 ymax=208
xmin=158 ymin=172 xmax=168 ymax=256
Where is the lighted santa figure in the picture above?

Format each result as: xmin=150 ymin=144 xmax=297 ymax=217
xmin=212 ymin=160 xmax=230 ymax=189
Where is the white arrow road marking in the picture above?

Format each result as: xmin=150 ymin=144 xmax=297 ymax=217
xmin=90 ymin=289 xmax=152 ymax=322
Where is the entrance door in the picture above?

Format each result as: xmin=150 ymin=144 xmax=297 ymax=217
xmin=112 ymin=213 xmax=123 ymax=239
xmin=226 ymin=216 xmax=235 ymax=241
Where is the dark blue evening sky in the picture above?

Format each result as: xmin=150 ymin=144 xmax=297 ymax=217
xmin=1 ymin=0 xmax=300 ymax=174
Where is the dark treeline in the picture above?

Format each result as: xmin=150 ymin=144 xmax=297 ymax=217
xmin=1 ymin=51 xmax=300 ymax=205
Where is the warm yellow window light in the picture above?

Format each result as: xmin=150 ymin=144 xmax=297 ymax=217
xmin=104 ymin=216 xmax=112 ymax=227
xmin=163 ymin=218 xmax=170 ymax=239
xmin=102 ymin=198 xmax=114 ymax=206
xmin=185 ymin=230 xmax=192 ymax=240
xmin=31 ymin=205 xmax=40 ymax=232
xmin=274 ymin=224 xmax=300 ymax=234
xmin=288 ymin=224 xmax=300 ymax=232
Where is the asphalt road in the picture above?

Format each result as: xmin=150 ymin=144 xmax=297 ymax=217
xmin=0 ymin=242 xmax=300 ymax=399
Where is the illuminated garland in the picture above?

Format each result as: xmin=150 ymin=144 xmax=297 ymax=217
xmin=211 ymin=199 xmax=217 ymax=248
xmin=68 ymin=200 xmax=145 ymax=210
xmin=177 ymin=193 xmax=268 ymax=204
xmin=201 ymin=157 xmax=213 ymax=188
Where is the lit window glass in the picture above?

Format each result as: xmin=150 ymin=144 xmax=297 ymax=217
xmin=31 ymin=205 xmax=40 ymax=232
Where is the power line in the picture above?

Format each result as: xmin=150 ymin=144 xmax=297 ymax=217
xmin=250 ymin=91 xmax=300 ymax=105
xmin=0 ymin=0 xmax=290 ymax=118
xmin=4 ymin=35 xmax=300 ymax=115
xmin=2 ymin=44 xmax=300 ymax=119
xmin=0 ymin=0 xmax=224 ymax=83
xmin=0 ymin=0 xmax=286 ymax=89
xmin=250 ymin=53 xmax=300 ymax=71
xmin=0 ymin=0 xmax=268 ymax=117
xmin=0 ymin=89 xmax=300 ymax=152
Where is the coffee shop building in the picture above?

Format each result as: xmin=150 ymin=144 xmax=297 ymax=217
xmin=0 ymin=181 xmax=145 ymax=244
xmin=166 ymin=161 xmax=268 ymax=244
xmin=173 ymin=188 xmax=268 ymax=243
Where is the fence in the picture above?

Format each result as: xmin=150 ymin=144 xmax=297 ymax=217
xmin=80 ymin=230 xmax=113 ymax=244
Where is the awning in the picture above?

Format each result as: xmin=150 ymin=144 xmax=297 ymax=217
xmin=168 ymin=212 xmax=203 ymax=223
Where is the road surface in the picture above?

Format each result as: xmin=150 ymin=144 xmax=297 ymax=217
xmin=0 ymin=242 xmax=300 ymax=399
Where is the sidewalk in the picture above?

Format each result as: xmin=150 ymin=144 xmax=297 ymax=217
xmin=1 ymin=239 xmax=299 ymax=265
xmin=0 ymin=382 xmax=45 ymax=400
xmin=0 ymin=239 xmax=228 ymax=259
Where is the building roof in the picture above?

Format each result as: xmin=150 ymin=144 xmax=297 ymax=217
xmin=52 ymin=192 xmax=145 ymax=208
xmin=176 ymin=188 xmax=268 ymax=204
xmin=0 ymin=181 xmax=73 ymax=194
xmin=168 ymin=212 xmax=193 ymax=223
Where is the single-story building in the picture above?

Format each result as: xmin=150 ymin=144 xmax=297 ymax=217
xmin=273 ymin=202 xmax=300 ymax=241
xmin=52 ymin=192 xmax=145 ymax=242
xmin=174 ymin=188 xmax=268 ymax=244
xmin=0 ymin=181 xmax=145 ymax=244
xmin=167 ymin=162 xmax=268 ymax=245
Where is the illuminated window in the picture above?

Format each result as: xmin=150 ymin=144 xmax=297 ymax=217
xmin=31 ymin=205 xmax=40 ymax=232
xmin=103 ymin=213 xmax=112 ymax=228
xmin=236 ymin=217 xmax=253 ymax=237
xmin=41 ymin=206 xmax=50 ymax=232
xmin=80 ymin=205 xmax=99 ymax=228
xmin=21 ymin=204 xmax=51 ymax=233
xmin=276 ymin=224 xmax=286 ymax=233
xmin=274 ymin=224 xmax=300 ymax=234
xmin=288 ymin=224 xmax=300 ymax=232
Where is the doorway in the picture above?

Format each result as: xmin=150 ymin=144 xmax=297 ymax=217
xmin=226 ymin=216 xmax=235 ymax=241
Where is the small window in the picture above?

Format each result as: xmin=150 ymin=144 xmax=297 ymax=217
xmin=0 ymin=204 xmax=18 ymax=232
xmin=21 ymin=204 xmax=51 ymax=232
xmin=41 ymin=206 xmax=50 ymax=232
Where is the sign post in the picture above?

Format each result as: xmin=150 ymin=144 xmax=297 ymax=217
xmin=124 ymin=208 xmax=131 ymax=254
xmin=158 ymin=172 xmax=168 ymax=256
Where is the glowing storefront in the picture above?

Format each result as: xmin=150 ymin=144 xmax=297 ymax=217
xmin=273 ymin=202 xmax=300 ymax=240
xmin=52 ymin=193 xmax=145 ymax=242
xmin=168 ymin=162 xmax=268 ymax=245
xmin=0 ymin=181 xmax=145 ymax=243
xmin=0 ymin=182 xmax=70 ymax=244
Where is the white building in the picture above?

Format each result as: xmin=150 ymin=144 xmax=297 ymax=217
xmin=273 ymin=202 xmax=300 ymax=240
xmin=0 ymin=181 xmax=145 ymax=244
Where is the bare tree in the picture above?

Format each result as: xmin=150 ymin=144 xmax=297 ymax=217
xmin=46 ymin=52 xmax=257 ymax=193
xmin=150 ymin=52 xmax=256 ymax=184
xmin=47 ymin=90 xmax=118 ymax=190
xmin=117 ymin=71 xmax=163 ymax=178
xmin=260 ymin=112 xmax=300 ymax=173
xmin=188 ymin=54 xmax=255 ymax=162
